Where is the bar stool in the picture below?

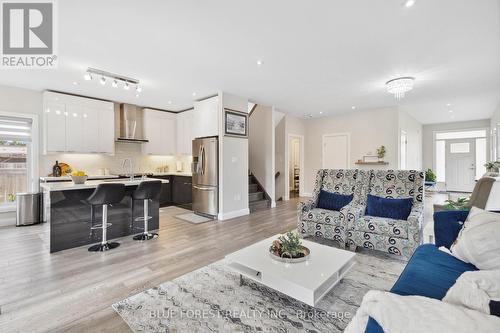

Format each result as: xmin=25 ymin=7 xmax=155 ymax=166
xmin=131 ymin=180 xmax=162 ymax=241
xmin=87 ymin=183 xmax=126 ymax=252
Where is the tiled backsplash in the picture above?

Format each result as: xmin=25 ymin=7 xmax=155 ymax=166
xmin=40 ymin=142 xmax=192 ymax=176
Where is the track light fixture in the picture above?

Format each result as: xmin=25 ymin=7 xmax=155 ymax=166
xmin=83 ymin=68 xmax=141 ymax=93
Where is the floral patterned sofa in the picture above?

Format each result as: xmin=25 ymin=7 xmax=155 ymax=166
xmin=298 ymin=169 xmax=424 ymax=258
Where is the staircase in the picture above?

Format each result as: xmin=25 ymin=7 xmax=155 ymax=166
xmin=248 ymin=174 xmax=271 ymax=212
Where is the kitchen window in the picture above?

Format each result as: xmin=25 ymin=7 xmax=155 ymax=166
xmin=0 ymin=113 xmax=38 ymax=209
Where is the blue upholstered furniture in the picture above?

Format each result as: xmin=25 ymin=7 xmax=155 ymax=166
xmin=364 ymin=210 xmax=476 ymax=333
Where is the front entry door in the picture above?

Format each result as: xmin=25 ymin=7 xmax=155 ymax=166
xmin=445 ymin=139 xmax=476 ymax=192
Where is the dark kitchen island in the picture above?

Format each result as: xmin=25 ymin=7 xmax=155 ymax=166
xmin=40 ymin=178 xmax=167 ymax=253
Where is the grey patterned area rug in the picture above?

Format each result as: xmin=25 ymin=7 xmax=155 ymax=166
xmin=113 ymin=240 xmax=406 ymax=333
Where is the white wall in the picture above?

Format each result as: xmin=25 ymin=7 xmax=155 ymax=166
xmin=218 ymin=92 xmax=249 ymax=220
xmin=398 ymin=111 xmax=422 ymax=170
xmin=274 ymin=113 xmax=286 ymax=201
xmin=303 ymin=107 xmax=399 ymax=195
xmin=422 ymin=119 xmax=491 ymax=171
xmin=249 ymin=105 xmax=275 ymax=204
xmin=491 ymin=104 xmax=500 ymax=160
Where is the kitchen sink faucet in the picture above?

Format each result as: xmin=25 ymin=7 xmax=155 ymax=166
xmin=122 ymin=158 xmax=134 ymax=180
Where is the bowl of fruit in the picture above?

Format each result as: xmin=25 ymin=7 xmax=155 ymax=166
xmin=71 ymin=171 xmax=88 ymax=184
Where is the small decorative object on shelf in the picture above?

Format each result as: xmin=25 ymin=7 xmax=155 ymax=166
xmin=269 ymin=232 xmax=310 ymax=263
xmin=362 ymin=155 xmax=379 ymax=163
xmin=376 ymin=145 xmax=386 ymax=160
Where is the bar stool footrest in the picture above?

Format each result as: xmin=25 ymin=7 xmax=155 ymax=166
xmin=88 ymin=242 xmax=120 ymax=252
xmin=133 ymin=233 xmax=158 ymax=241
xmin=134 ymin=216 xmax=153 ymax=222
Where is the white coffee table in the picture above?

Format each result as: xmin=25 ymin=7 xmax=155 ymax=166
xmin=225 ymin=234 xmax=356 ymax=307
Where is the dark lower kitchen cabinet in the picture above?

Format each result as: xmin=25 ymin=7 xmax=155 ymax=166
xmin=172 ymin=176 xmax=192 ymax=209
xmin=152 ymin=175 xmax=172 ymax=207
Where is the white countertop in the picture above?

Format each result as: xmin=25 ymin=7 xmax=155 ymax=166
xmin=152 ymin=172 xmax=192 ymax=177
xmin=40 ymin=175 xmax=120 ymax=182
xmin=40 ymin=178 xmax=169 ymax=192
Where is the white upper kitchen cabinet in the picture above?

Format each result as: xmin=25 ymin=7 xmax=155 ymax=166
xmin=176 ymin=109 xmax=194 ymax=155
xmin=82 ymin=107 xmax=100 ymax=153
xmin=143 ymin=109 xmax=176 ymax=155
xmin=98 ymin=104 xmax=115 ymax=154
xmin=44 ymin=101 xmax=66 ymax=152
xmin=42 ymin=92 xmax=115 ymax=154
xmin=193 ymin=96 xmax=219 ymax=138
xmin=65 ymin=105 xmax=84 ymax=152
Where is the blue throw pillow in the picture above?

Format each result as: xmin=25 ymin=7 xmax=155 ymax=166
xmin=365 ymin=194 xmax=413 ymax=220
xmin=317 ymin=190 xmax=353 ymax=211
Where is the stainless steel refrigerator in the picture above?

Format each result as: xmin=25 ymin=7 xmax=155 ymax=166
xmin=192 ymin=137 xmax=218 ymax=217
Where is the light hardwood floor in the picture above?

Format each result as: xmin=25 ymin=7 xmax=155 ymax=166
xmin=0 ymin=200 xmax=300 ymax=333
xmin=0 ymin=192 xmax=448 ymax=333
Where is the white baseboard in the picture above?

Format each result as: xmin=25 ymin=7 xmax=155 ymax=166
xmin=218 ymin=208 xmax=250 ymax=220
xmin=271 ymin=201 xmax=276 ymax=208
xmin=300 ymin=192 xmax=312 ymax=197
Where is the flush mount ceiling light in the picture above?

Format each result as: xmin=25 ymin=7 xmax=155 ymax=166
xmin=404 ymin=0 xmax=416 ymax=7
xmin=83 ymin=67 xmax=141 ymax=94
xmin=386 ymin=76 xmax=415 ymax=99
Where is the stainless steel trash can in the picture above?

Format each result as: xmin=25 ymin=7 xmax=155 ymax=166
xmin=16 ymin=193 xmax=41 ymax=226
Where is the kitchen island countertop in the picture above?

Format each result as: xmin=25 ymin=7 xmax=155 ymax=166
xmin=40 ymin=178 xmax=169 ymax=192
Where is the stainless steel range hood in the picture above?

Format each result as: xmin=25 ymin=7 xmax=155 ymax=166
xmin=116 ymin=104 xmax=149 ymax=143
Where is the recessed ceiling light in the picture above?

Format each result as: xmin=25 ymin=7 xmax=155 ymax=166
xmin=123 ymin=82 xmax=130 ymax=90
xmin=112 ymin=80 xmax=118 ymax=88
xmin=351 ymin=106 xmax=356 ymax=110
xmin=99 ymin=76 xmax=106 ymax=85
xmin=404 ymin=0 xmax=416 ymax=8
xmin=319 ymin=111 xmax=323 ymax=114
xmin=256 ymin=60 xmax=263 ymax=66
xmin=83 ymin=73 xmax=92 ymax=81
xmin=135 ymin=94 xmax=139 ymax=98
xmin=72 ymin=81 xmax=78 ymax=86
xmin=136 ymin=86 xmax=142 ymax=93
xmin=192 ymin=92 xmax=197 ymax=97
xmin=167 ymin=101 xmax=172 ymax=105
xmin=449 ymin=110 xmax=453 ymax=113
xmin=446 ymin=103 xmax=451 ymax=107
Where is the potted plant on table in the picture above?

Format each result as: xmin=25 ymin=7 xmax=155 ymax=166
xmin=269 ymin=232 xmax=310 ymax=262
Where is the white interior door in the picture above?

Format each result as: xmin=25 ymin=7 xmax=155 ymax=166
xmin=445 ymin=139 xmax=476 ymax=192
xmin=323 ymin=133 xmax=349 ymax=169
xmin=400 ymin=130 xmax=407 ymax=169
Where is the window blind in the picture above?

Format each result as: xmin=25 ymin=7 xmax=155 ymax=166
xmin=0 ymin=116 xmax=33 ymax=142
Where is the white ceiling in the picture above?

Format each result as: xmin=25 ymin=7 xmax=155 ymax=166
xmin=1 ymin=0 xmax=499 ymax=124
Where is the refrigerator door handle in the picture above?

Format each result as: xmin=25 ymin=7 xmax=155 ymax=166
xmin=200 ymin=145 xmax=205 ymax=175
xmin=196 ymin=145 xmax=203 ymax=174
xmin=193 ymin=185 xmax=214 ymax=191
